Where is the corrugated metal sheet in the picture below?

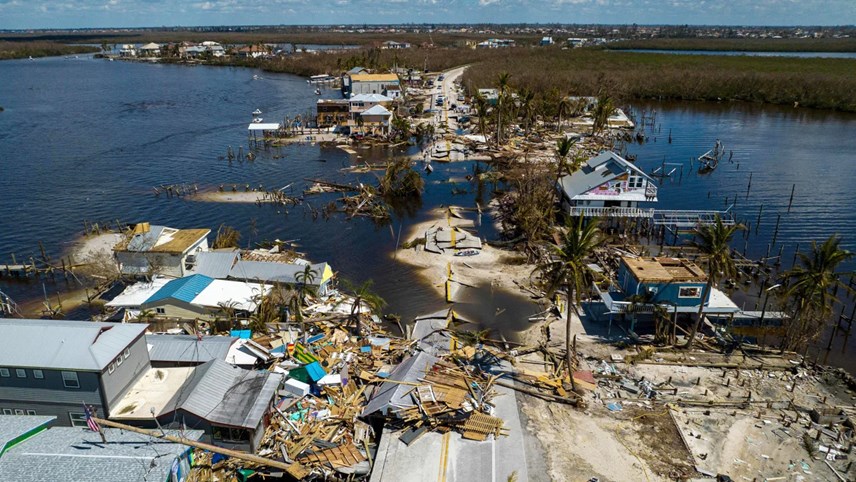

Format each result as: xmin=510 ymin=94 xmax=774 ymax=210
xmin=145 ymin=335 xmax=237 ymax=364
xmin=173 ymin=359 xmax=281 ymax=428
xmin=228 ymin=261 xmax=328 ymax=285
xmin=144 ymin=274 xmax=214 ymax=305
xmin=125 ymin=225 xmax=165 ymax=252
xmin=361 ymin=352 xmax=438 ymax=417
xmin=188 ymin=251 xmax=239 ymax=279
xmin=0 ymin=319 xmax=147 ymax=371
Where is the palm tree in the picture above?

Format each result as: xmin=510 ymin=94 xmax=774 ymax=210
xmin=292 ymin=266 xmax=318 ymax=342
xmin=780 ymin=235 xmax=854 ymax=351
xmin=518 ymin=88 xmax=536 ymax=135
xmin=495 ymin=72 xmax=511 ymax=146
xmin=556 ymin=96 xmax=570 ymax=133
xmin=591 ymin=94 xmax=616 ymax=136
xmin=538 ymin=215 xmax=603 ymax=380
xmin=553 ymin=137 xmax=577 ymax=206
xmin=684 ymin=215 xmax=745 ymax=347
xmin=474 ymin=94 xmax=490 ymax=140
xmin=340 ymin=279 xmax=387 ymax=335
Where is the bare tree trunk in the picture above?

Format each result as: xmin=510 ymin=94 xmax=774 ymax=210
xmin=684 ymin=279 xmax=713 ymax=348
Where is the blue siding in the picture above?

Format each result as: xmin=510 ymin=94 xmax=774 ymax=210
xmin=618 ymin=264 xmax=709 ymax=307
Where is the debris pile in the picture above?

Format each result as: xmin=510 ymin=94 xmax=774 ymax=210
xmin=213 ymin=309 xmax=507 ymax=481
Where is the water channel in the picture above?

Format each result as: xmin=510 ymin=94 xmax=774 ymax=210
xmin=1 ymin=54 xmax=855 ymax=356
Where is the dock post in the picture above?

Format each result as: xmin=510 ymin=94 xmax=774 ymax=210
xmin=771 ymin=214 xmax=781 ymax=247
xmin=746 ymin=172 xmax=752 ymax=200
xmin=755 ymin=205 xmax=763 ymax=235
xmin=787 ymin=184 xmax=796 ymax=213
xmin=792 ymin=243 xmax=800 ymax=268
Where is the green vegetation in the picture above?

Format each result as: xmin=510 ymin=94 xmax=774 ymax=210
xmin=608 ymin=37 xmax=856 ymax=52
xmin=781 ymin=235 xmax=854 ymax=351
xmin=462 ymin=48 xmax=856 ymax=112
xmin=0 ymin=41 xmax=99 ymax=60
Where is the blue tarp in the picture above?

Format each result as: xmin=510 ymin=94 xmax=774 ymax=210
xmin=230 ymin=329 xmax=252 ymax=339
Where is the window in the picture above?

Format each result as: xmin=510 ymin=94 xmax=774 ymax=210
xmin=15 ymin=369 xmax=26 ymax=378
xmin=69 ymin=413 xmax=88 ymax=427
xmin=116 ymin=354 xmax=123 ymax=366
xmin=33 ymin=369 xmax=44 ymax=379
xmin=2 ymin=409 xmax=12 ymax=415
xmin=108 ymin=363 xmax=115 ymax=374
xmin=212 ymin=426 xmax=249 ymax=442
xmin=156 ymin=308 xmax=166 ymax=314
xmin=61 ymin=371 xmax=80 ymax=389
xmin=124 ymin=348 xmax=131 ymax=358
xmin=0 ymin=368 xmax=9 ymax=377
xmin=26 ymin=410 xmax=36 ymax=415
xmin=14 ymin=409 xmax=23 ymax=415
xmin=679 ymin=287 xmax=702 ymax=298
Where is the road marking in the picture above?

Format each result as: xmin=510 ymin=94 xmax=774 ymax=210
xmin=438 ymin=431 xmax=451 ymax=482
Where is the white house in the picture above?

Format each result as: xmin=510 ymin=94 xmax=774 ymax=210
xmin=113 ymin=223 xmax=210 ymax=278
xmin=348 ymin=93 xmax=393 ymax=122
xmin=557 ymin=151 xmax=658 ymax=216
xmin=138 ymin=42 xmax=161 ymax=57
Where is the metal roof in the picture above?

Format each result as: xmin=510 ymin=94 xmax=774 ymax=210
xmin=228 ymin=261 xmax=329 ymax=285
xmin=145 ymin=334 xmax=237 ymax=364
xmin=144 ymin=274 xmax=214 ymax=305
xmin=558 ymin=150 xmax=654 ymax=199
xmin=248 ymin=123 xmax=281 ymax=131
xmin=125 ymin=225 xmax=165 ymax=252
xmin=350 ymin=93 xmax=393 ymax=103
xmin=188 ymin=249 xmax=238 ymax=279
xmin=105 ymin=277 xmax=171 ymax=308
xmin=362 ymin=105 xmax=392 ymax=116
xmin=0 ymin=422 xmax=202 ymax=482
xmin=0 ymin=319 xmax=148 ymax=371
xmin=362 ymin=352 xmax=438 ymax=418
xmin=171 ymin=359 xmax=281 ymax=429
xmin=189 ymin=279 xmax=269 ymax=312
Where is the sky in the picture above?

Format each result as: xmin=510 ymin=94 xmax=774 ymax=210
xmin=0 ymin=0 xmax=854 ymax=30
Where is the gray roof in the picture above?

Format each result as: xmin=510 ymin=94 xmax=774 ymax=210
xmin=187 ymin=250 xmax=239 ymax=279
xmin=410 ymin=310 xmax=452 ymax=354
xmin=0 ymin=415 xmax=55 ymax=454
xmin=362 ymin=352 xmax=438 ymax=418
xmin=0 ymin=420 xmax=202 ymax=482
xmin=125 ymin=225 xmax=165 ymax=252
xmin=146 ymin=334 xmax=237 ymax=364
xmin=171 ymin=359 xmax=281 ymax=429
xmin=0 ymin=319 xmax=148 ymax=371
xmin=558 ymin=150 xmax=653 ymax=199
xmin=228 ymin=261 xmax=328 ymax=286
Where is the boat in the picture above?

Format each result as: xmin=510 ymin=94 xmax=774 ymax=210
xmin=252 ymin=74 xmax=260 ymax=80
xmin=454 ymin=249 xmax=480 ymax=257
xmin=314 ymin=88 xmax=321 ymax=95
xmin=698 ymin=139 xmax=724 ymax=173
xmin=252 ymin=109 xmax=262 ymax=116
xmin=425 ymin=164 xmax=434 ymax=173
xmin=252 ymin=117 xmax=264 ymax=123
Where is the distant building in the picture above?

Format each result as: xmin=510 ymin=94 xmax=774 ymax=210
xmin=113 ymin=223 xmax=210 ymax=278
xmin=118 ymin=44 xmax=137 ymax=58
xmin=476 ymin=38 xmax=515 ymax=48
xmin=566 ymin=37 xmax=587 ymax=48
xmin=380 ymin=40 xmax=411 ymax=49
xmin=476 ymin=88 xmax=499 ymax=105
xmin=347 ymin=73 xmax=400 ymax=96
xmin=360 ymin=104 xmax=394 ymax=136
xmin=557 ymin=151 xmax=658 ymax=215
xmin=349 ymin=93 xmax=394 ymax=121
xmin=0 ymin=319 xmax=149 ymax=427
xmin=138 ymin=42 xmax=161 ymax=57
xmin=316 ymin=99 xmax=350 ymax=128
xmin=540 ymin=36 xmax=554 ymax=46
xmin=0 ymin=415 xmax=201 ymax=482
xmin=236 ymin=44 xmax=269 ymax=59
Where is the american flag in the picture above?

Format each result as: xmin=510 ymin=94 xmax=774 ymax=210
xmin=83 ymin=404 xmax=100 ymax=433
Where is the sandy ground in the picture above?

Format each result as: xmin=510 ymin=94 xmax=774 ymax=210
xmin=393 ymin=209 xmax=536 ymax=303
xmin=66 ymin=231 xmax=123 ymax=266
xmin=190 ymin=190 xmax=272 ymax=203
